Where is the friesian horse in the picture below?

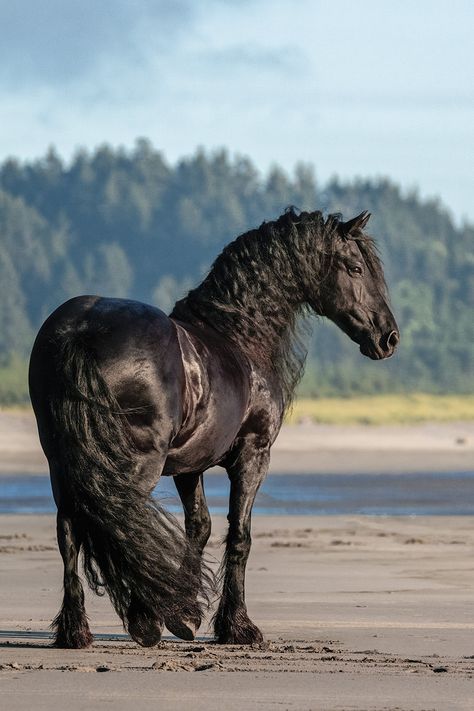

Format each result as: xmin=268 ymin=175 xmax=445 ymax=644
xmin=29 ymin=208 xmax=399 ymax=648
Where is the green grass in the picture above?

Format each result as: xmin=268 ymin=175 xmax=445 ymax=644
xmin=286 ymin=393 xmax=474 ymax=425
xmin=0 ymin=357 xmax=474 ymax=426
xmin=0 ymin=356 xmax=29 ymax=406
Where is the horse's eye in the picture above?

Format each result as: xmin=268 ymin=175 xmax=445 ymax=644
xmin=348 ymin=265 xmax=363 ymax=276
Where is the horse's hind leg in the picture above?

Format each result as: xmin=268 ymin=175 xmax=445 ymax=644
xmin=126 ymin=455 xmax=166 ymax=647
xmin=165 ymin=472 xmax=211 ymax=640
xmin=52 ymin=512 xmax=93 ymax=648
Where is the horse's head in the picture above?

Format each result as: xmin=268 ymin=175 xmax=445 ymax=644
xmin=316 ymin=211 xmax=399 ymax=360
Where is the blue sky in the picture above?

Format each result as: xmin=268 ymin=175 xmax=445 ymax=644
xmin=0 ymin=0 xmax=472 ymax=221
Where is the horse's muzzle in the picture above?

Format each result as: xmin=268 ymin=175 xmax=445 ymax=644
xmin=360 ymin=329 xmax=399 ymax=360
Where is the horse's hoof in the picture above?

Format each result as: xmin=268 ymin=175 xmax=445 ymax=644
xmin=51 ymin=611 xmax=94 ymax=649
xmin=53 ymin=628 xmax=93 ymax=649
xmin=128 ymin=617 xmax=163 ymax=647
xmin=215 ymin=618 xmax=264 ymax=645
xmin=165 ymin=617 xmax=197 ymax=641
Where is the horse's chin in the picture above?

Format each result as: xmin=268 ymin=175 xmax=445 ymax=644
xmin=359 ymin=340 xmax=386 ymax=360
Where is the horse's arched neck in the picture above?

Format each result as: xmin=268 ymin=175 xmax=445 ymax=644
xmin=171 ymin=228 xmax=311 ymax=407
xmin=173 ymin=275 xmax=302 ymax=362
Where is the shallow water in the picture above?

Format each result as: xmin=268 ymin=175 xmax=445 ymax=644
xmin=1 ymin=471 xmax=474 ymax=515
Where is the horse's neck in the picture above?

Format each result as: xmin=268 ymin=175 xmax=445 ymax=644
xmin=171 ymin=227 xmax=308 ymax=409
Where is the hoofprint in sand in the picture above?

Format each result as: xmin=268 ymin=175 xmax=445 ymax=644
xmin=1 ymin=514 xmax=474 ymax=710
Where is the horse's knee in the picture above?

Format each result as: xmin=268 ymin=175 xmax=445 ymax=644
xmin=187 ymin=507 xmax=212 ymax=552
xmin=226 ymin=529 xmax=251 ymax=563
xmin=57 ymin=512 xmax=79 ymax=559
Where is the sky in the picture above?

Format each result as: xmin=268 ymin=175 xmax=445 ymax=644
xmin=0 ymin=0 xmax=472 ymax=222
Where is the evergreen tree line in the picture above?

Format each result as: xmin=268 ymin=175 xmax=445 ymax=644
xmin=0 ymin=139 xmax=472 ymax=402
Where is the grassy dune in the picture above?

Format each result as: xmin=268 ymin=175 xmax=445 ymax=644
xmin=287 ymin=393 xmax=474 ymax=425
xmin=0 ymin=358 xmax=29 ymax=406
xmin=1 ymin=386 xmax=474 ymax=425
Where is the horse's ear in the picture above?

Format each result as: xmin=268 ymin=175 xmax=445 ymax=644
xmin=343 ymin=211 xmax=371 ymax=235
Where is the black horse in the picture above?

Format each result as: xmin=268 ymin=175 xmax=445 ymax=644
xmin=29 ymin=208 xmax=398 ymax=649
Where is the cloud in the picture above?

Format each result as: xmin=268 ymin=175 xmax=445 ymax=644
xmin=0 ymin=0 xmax=472 ymax=222
xmin=0 ymin=0 xmax=195 ymax=87
xmin=199 ymin=45 xmax=305 ymax=74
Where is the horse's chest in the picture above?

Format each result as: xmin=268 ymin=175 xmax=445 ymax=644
xmin=162 ymin=322 xmax=251 ymax=475
xmin=162 ymin=394 xmax=245 ymax=474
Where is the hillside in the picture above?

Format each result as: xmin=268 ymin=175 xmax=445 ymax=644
xmin=0 ymin=140 xmax=473 ymax=401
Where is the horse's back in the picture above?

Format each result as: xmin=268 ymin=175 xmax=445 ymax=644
xmin=31 ymin=295 xmax=181 ymax=386
xmin=32 ymin=295 xmax=174 ymax=347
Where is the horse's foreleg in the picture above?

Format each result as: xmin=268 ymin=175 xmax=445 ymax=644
xmin=214 ymin=449 xmax=269 ymax=644
xmin=175 ymin=472 xmax=212 ymax=556
xmin=52 ymin=512 xmax=93 ymax=648
xmin=165 ymin=472 xmax=211 ymax=640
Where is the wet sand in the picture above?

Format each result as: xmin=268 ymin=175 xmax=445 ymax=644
xmin=2 ymin=514 xmax=474 ymax=710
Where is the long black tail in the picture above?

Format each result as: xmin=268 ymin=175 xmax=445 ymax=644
xmin=49 ymin=331 xmax=213 ymax=645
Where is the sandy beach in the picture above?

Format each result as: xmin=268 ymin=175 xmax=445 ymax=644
xmin=1 ymin=412 xmax=474 ymax=709
xmin=2 ymin=514 xmax=474 ymax=710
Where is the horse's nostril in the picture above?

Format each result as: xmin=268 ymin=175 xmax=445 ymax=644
xmin=386 ymin=330 xmax=399 ymax=350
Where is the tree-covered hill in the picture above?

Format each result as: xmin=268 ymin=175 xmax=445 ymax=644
xmin=0 ymin=140 xmax=472 ymax=401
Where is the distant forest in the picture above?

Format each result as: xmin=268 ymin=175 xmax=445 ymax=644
xmin=0 ymin=139 xmax=473 ymax=402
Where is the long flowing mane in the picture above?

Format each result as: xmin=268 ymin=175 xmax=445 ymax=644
xmin=171 ymin=208 xmax=385 ymax=409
